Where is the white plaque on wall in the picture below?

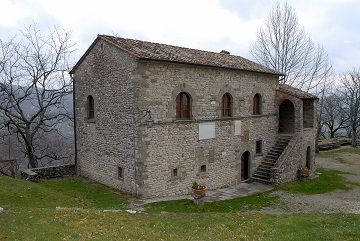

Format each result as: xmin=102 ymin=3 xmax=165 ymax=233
xmin=234 ymin=120 xmax=241 ymax=136
xmin=199 ymin=122 xmax=216 ymax=140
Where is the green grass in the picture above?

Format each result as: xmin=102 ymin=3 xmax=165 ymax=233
xmin=0 ymin=176 xmax=130 ymax=209
xmin=145 ymin=192 xmax=279 ymax=213
xmin=278 ymin=168 xmax=353 ymax=194
xmin=1 ymin=208 xmax=359 ymax=241
xmin=318 ymin=147 xmax=360 ymax=163
xmin=1 ymin=175 xmax=359 ymax=240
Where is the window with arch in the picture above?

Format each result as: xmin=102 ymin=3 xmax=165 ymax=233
xmin=176 ymin=92 xmax=191 ymax=119
xmin=253 ymin=93 xmax=262 ymax=115
xmin=87 ymin=95 xmax=95 ymax=119
xmin=222 ymin=93 xmax=232 ymax=117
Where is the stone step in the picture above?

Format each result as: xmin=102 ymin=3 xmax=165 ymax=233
xmin=269 ymin=149 xmax=282 ymax=154
xmin=252 ymin=174 xmax=271 ymax=184
xmin=266 ymin=155 xmax=278 ymax=161
xmin=259 ymin=165 xmax=274 ymax=171
xmin=257 ymin=166 xmax=271 ymax=172
xmin=252 ymin=177 xmax=271 ymax=185
xmin=255 ymin=169 xmax=271 ymax=176
xmin=260 ymin=161 xmax=275 ymax=167
xmin=273 ymin=146 xmax=286 ymax=151
xmin=276 ymin=139 xmax=290 ymax=144
xmin=275 ymin=142 xmax=288 ymax=147
xmin=267 ymin=152 xmax=280 ymax=158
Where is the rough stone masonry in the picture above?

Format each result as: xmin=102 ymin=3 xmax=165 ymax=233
xmin=70 ymin=35 xmax=317 ymax=198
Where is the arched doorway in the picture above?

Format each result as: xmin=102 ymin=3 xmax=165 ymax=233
xmin=306 ymin=146 xmax=311 ymax=169
xmin=241 ymin=151 xmax=250 ymax=180
xmin=278 ymin=99 xmax=295 ymax=133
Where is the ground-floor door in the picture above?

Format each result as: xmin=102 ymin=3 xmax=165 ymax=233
xmin=306 ymin=146 xmax=311 ymax=169
xmin=241 ymin=151 xmax=250 ymax=180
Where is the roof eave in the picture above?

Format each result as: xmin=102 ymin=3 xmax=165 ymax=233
xmin=277 ymin=89 xmax=318 ymax=100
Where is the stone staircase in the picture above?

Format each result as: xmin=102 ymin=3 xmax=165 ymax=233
xmin=252 ymin=134 xmax=293 ymax=184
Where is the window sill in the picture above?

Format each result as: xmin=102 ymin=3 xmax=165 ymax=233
xmin=174 ymin=119 xmax=194 ymax=123
xmin=221 ymin=116 xmax=234 ymax=120
xmin=87 ymin=119 xmax=96 ymax=123
xmin=255 ymin=153 xmax=263 ymax=157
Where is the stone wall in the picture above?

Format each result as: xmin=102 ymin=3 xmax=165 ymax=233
xmin=136 ymin=61 xmax=279 ymax=197
xmin=73 ymin=39 xmax=140 ymax=195
xmin=21 ymin=164 xmax=76 ymax=180
xmin=73 ymin=41 xmax=317 ymax=198
xmin=0 ymin=159 xmax=18 ymax=177
xmin=273 ymin=91 xmax=317 ymax=183
xmin=273 ymin=129 xmax=316 ymax=183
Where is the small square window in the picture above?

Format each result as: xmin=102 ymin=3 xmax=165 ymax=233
xmin=200 ymin=165 xmax=207 ymax=173
xmin=118 ymin=166 xmax=124 ymax=180
xmin=172 ymin=168 xmax=178 ymax=177
xmin=256 ymin=140 xmax=262 ymax=154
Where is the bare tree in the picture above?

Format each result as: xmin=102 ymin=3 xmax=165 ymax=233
xmin=322 ymin=93 xmax=348 ymax=138
xmin=337 ymin=69 xmax=360 ymax=147
xmin=0 ymin=25 xmax=75 ymax=168
xmin=251 ymin=1 xmax=333 ymax=92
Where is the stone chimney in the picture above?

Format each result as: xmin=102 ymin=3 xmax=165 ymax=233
xmin=220 ymin=50 xmax=230 ymax=54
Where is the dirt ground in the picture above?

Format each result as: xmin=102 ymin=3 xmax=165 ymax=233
xmin=262 ymin=149 xmax=360 ymax=214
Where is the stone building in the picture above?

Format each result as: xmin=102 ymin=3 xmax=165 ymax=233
xmin=70 ymin=35 xmax=317 ymax=198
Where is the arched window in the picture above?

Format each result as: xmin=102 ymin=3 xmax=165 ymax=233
xmin=87 ymin=95 xmax=95 ymax=119
xmin=176 ymin=92 xmax=191 ymax=119
xmin=253 ymin=93 xmax=262 ymax=115
xmin=222 ymin=93 xmax=232 ymax=117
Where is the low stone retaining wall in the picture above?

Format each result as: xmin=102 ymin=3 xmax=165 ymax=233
xmin=21 ymin=164 xmax=76 ymax=180
xmin=0 ymin=159 xmax=18 ymax=178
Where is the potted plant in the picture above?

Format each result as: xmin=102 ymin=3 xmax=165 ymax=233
xmin=298 ymin=167 xmax=310 ymax=179
xmin=192 ymin=180 xmax=206 ymax=197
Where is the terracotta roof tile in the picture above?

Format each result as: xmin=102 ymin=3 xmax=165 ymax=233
xmin=278 ymin=84 xmax=318 ymax=100
xmin=99 ymin=35 xmax=283 ymax=75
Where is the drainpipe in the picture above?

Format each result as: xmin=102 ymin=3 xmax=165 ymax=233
xmin=70 ymin=73 xmax=78 ymax=173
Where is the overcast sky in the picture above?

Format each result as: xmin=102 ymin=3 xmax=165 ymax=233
xmin=1 ymin=0 xmax=359 ymax=74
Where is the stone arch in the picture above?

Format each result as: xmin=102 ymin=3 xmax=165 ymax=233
xmin=241 ymin=151 xmax=251 ymax=180
xmin=253 ymin=93 xmax=262 ymax=115
xmin=278 ymin=99 xmax=295 ymax=133
xmin=216 ymin=84 xmax=236 ymax=118
xmin=86 ymin=95 xmax=95 ymax=120
xmin=249 ymin=86 xmax=265 ymax=115
xmin=168 ymin=83 xmax=197 ymax=120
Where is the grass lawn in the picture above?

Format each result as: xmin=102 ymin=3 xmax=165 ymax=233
xmin=145 ymin=192 xmax=278 ymax=213
xmin=0 ymin=176 xmax=130 ymax=209
xmin=278 ymin=168 xmax=354 ymax=194
xmin=1 ymin=167 xmax=360 ymax=240
xmin=318 ymin=147 xmax=360 ymax=163
xmin=1 ymin=208 xmax=359 ymax=241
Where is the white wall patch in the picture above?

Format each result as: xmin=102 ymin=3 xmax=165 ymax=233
xmin=199 ymin=122 xmax=216 ymax=140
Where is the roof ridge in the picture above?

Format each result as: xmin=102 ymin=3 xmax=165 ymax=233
xmin=98 ymin=34 xmax=282 ymax=75
xmin=71 ymin=34 xmax=284 ymax=76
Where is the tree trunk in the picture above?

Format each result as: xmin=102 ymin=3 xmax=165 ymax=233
xmin=351 ymin=125 xmax=357 ymax=147
xmin=26 ymin=145 xmax=38 ymax=168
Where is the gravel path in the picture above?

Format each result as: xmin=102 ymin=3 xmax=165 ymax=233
xmin=261 ymin=150 xmax=360 ymax=214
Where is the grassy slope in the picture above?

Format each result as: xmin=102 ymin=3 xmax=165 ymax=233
xmin=1 ymin=209 xmax=359 ymax=241
xmin=1 ymin=148 xmax=360 ymax=240
xmin=318 ymin=147 xmax=360 ymax=163
xmin=0 ymin=176 xmax=130 ymax=209
xmin=278 ymin=168 xmax=353 ymax=194
xmin=146 ymin=192 xmax=278 ymax=213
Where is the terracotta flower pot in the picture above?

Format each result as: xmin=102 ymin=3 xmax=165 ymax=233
xmin=192 ymin=185 xmax=206 ymax=197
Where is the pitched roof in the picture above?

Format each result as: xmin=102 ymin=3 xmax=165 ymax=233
xmin=70 ymin=34 xmax=283 ymax=75
xmin=278 ymin=84 xmax=318 ymax=100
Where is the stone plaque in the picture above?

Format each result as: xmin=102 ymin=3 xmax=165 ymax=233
xmin=234 ymin=120 xmax=241 ymax=136
xmin=199 ymin=122 xmax=215 ymax=140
